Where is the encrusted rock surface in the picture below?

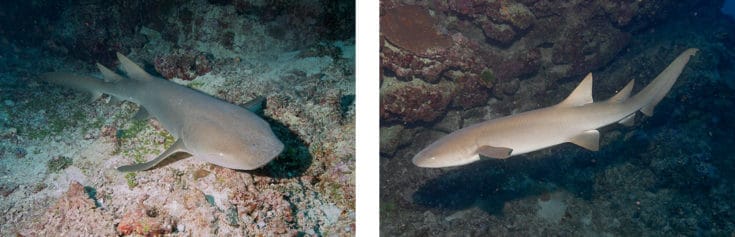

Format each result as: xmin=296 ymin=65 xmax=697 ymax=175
xmin=380 ymin=0 xmax=709 ymax=124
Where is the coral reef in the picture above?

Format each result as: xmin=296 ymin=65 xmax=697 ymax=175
xmin=380 ymin=77 xmax=455 ymax=123
xmin=22 ymin=181 xmax=116 ymax=236
xmin=380 ymin=0 xmax=711 ymax=125
xmin=153 ymin=49 xmax=213 ymax=80
xmin=117 ymin=194 xmax=176 ymax=235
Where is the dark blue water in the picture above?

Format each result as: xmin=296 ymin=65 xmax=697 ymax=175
xmin=724 ymin=0 xmax=735 ymax=17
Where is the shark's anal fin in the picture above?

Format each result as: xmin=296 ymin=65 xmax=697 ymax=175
xmin=117 ymin=138 xmax=187 ymax=172
xmin=477 ymin=145 xmax=513 ymax=159
xmin=557 ymin=73 xmax=594 ymax=107
xmin=618 ymin=113 xmax=636 ymax=126
xmin=569 ymin=130 xmax=600 ymax=151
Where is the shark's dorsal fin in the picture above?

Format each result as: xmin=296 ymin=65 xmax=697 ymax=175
xmin=569 ymin=129 xmax=600 ymax=151
xmin=607 ymin=79 xmax=635 ymax=103
xmin=96 ymin=63 xmax=125 ymax=83
xmin=116 ymin=52 xmax=154 ymax=81
xmin=117 ymin=138 xmax=188 ymax=172
xmin=557 ymin=73 xmax=594 ymax=107
xmin=477 ymin=145 xmax=513 ymax=159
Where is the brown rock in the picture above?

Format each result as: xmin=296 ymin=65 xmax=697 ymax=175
xmin=381 ymin=5 xmax=452 ymax=55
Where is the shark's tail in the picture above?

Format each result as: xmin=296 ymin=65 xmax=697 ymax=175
xmin=629 ymin=48 xmax=698 ymax=116
xmin=41 ymin=72 xmax=115 ymax=102
xmin=41 ymin=53 xmax=150 ymax=102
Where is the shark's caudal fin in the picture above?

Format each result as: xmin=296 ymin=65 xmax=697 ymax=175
xmin=41 ymin=52 xmax=156 ymax=103
xmin=41 ymin=72 xmax=113 ymax=101
xmin=634 ymin=48 xmax=699 ymax=116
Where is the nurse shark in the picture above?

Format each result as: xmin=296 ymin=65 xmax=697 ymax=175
xmin=43 ymin=53 xmax=284 ymax=172
xmin=413 ymin=48 xmax=698 ymax=168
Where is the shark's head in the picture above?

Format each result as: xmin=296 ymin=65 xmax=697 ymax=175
xmin=412 ymin=134 xmax=480 ymax=168
xmin=183 ymin=117 xmax=284 ymax=170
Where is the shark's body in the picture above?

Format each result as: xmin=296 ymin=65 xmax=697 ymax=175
xmin=413 ymin=48 xmax=698 ymax=168
xmin=43 ymin=53 xmax=284 ymax=172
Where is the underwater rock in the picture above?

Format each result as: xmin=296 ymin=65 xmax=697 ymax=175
xmin=154 ymin=49 xmax=213 ymax=80
xmin=24 ymin=181 xmax=115 ymax=236
xmin=381 ymin=7 xmax=486 ymax=83
xmin=380 ymin=77 xmax=455 ymax=123
xmin=380 ymin=125 xmax=418 ymax=156
xmin=381 ymin=5 xmax=452 ymax=55
xmin=117 ymin=194 xmax=176 ymax=236
xmin=451 ymin=73 xmax=492 ymax=109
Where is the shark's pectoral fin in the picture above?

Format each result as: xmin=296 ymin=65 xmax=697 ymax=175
xmin=477 ymin=145 xmax=513 ymax=159
xmin=618 ymin=113 xmax=636 ymax=126
xmin=117 ymin=138 xmax=188 ymax=172
xmin=569 ymin=130 xmax=600 ymax=151
xmin=132 ymin=107 xmax=151 ymax=121
xmin=243 ymin=96 xmax=266 ymax=113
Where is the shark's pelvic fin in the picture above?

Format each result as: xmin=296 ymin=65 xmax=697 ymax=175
xmin=557 ymin=73 xmax=594 ymax=107
xmin=608 ymin=79 xmax=635 ymax=103
xmin=618 ymin=113 xmax=636 ymax=126
xmin=116 ymin=52 xmax=154 ymax=81
xmin=117 ymin=138 xmax=188 ymax=172
xmin=477 ymin=145 xmax=513 ymax=159
xmin=89 ymin=91 xmax=103 ymax=102
xmin=96 ymin=63 xmax=124 ymax=83
xmin=569 ymin=129 xmax=600 ymax=151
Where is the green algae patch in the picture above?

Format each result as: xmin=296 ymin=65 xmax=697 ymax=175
xmin=481 ymin=69 xmax=496 ymax=86
xmin=125 ymin=172 xmax=138 ymax=189
xmin=47 ymin=156 xmax=73 ymax=173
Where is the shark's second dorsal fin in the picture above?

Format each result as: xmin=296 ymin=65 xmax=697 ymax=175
xmin=607 ymin=79 xmax=635 ymax=103
xmin=557 ymin=73 xmax=594 ymax=107
xmin=96 ymin=63 xmax=125 ymax=83
xmin=116 ymin=52 xmax=154 ymax=81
